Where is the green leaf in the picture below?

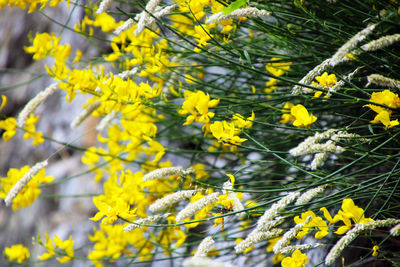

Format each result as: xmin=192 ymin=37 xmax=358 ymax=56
xmin=222 ymin=0 xmax=247 ymax=15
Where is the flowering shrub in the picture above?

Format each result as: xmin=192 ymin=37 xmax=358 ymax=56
xmin=1 ymin=0 xmax=400 ymax=266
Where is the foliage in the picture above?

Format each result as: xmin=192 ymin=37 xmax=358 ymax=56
xmin=1 ymin=0 xmax=400 ymax=266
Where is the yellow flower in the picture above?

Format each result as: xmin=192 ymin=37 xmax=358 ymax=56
xmin=265 ymin=78 xmax=278 ymax=93
xmin=294 ymin=211 xmax=329 ymax=239
xmin=210 ymin=120 xmax=247 ymax=148
xmin=331 ymin=198 xmax=374 ymax=235
xmin=191 ymin=163 xmax=210 ymax=180
xmin=367 ymin=89 xmax=400 ymax=113
xmin=212 ymin=212 xmax=225 ymax=230
xmin=372 ymin=245 xmax=379 ymax=257
xmin=314 ymin=72 xmax=337 ymax=87
xmin=90 ymin=194 xmax=136 ymax=224
xmin=227 ymin=174 xmax=235 ymax=186
xmin=281 ymin=250 xmax=308 ymax=267
xmin=4 ymin=244 xmax=30 ymax=263
xmin=0 ymin=166 xmax=54 ymax=210
xmin=24 ymin=32 xmax=60 ymax=60
xmin=23 ymin=114 xmax=44 ymax=145
xmin=281 ymin=102 xmax=295 ymax=124
xmin=273 ymin=252 xmax=286 ymax=264
xmin=93 ymin=13 xmax=121 ymax=32
xmin=366 ymin=89 xmax=400 ymax=127
xmin=265 ymin=58 xmax=292 ymax=77
xmin=38 ymin=234 xmax=55 ymax=261
xmin=88 ymin=223 xmax=152 ymax=264
xmin=53 ymin=235 xmax=74 ymax=263
xmin=232 ymin=112 xmax=255 ymax=129
xmin=193 ymin=24 xmax=213 ymax=52
xmin=0 ymin=95 xmax=7 ymax=111
xmin=179 ymin=90 xmax=219 ymax=126
xmin=290 ymin=104 xmax=317 ymax=128
xmin=38 ymin=234 xmax=74 ymax=263
xmin=312 ymin=72 xmax=337 ymax=98
xmin=0 ymin=117 xmax=17 ymax=141
xmin=72 ymin=50 xmax=82 ymax=64
xmin=144 ymin=139 xmax=165 ymax=163
xmin=235 ymin=238 xmax=254 ymax=253
xmin=370 ymin=110 xmax=399 ymax=128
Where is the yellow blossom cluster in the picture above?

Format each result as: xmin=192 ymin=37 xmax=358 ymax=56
xmin=88 ymin=223 xmax=153 ymax=265
xmin=0 ymin=0 xmax=64 ymax=13
xmin=281 ymin=102 xmax=317 ymax=128
xmin=293 ymin=198 xmax=373 ymax=240
xmin=4 ymin=244 xmax=30 ymax=264
xmin=23 ymin=114 xmax=44 ymax=145
xmin=265 ymin=58 xmax=292 ymax=94
xmin=178 ymin=90 xmax=220 ymax=129
xmin=366 ymin=89 xmax=400 ymax=128
xmin=0 ymin=117 xmax=17 ymax=141
xmin=0 ymin=95 xmax=43 ymax=145
xmin=312 ymin=72 xmax=338 ymax=98
xmin=0 ymin=165 xmax=53 ymax=210
xmin=281 ymin=250 xmax=308 ymax=267
xmin=1 ymin=0 xmax=399 ymax=266
xmin=38 ymin=234 xmax=74 ymax=263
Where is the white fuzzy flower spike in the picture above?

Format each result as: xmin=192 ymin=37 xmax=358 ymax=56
xmin=390 ymin=223 xmax=400 ymax=236
xmin=114 ymin=18 xmax=134 ymax=35
xmin=273 ymin=216 xmax=312 ymax=254
xmin=135 ymin=4 xmax=177 ymax=36
xmin=96 ymin=110 xmax=118 ymax=133
xmin=329 ymin=23 xmax=377 ymax=66
xmin=206 ymin=7 xmax=270 ymax=24
xmin=223 ymin=181 xmax=245 ymax=217
xmin=292 ymin=23 xmax=376 ymax=94
xmin=70 ymin=101 xmax=101 ymax=128
xmin=5 ymin=160 xmax=48 ymax=207
xmin=326 ymin=219 xmax=400 ymax=265
xmin=280 ymin=243 xmax=324 ymax=255
xmin=96 ymin=0 xmax=113 ymax=14
xmin=17 ymin=83 xmax=58 ymax=127
xmin=194 ymin=236 xmax=215 ymax=257
xmin=234 ymin=228 xmax=284 ymax=254
xmin=124 ymin=213 xmax=170 ymax=231
xmin=295 ymin=184 xmax=327 ymax=205
xmin=360 ymin=34 xmax=400 ymax=52
xmin=176 ymin=192 xmax=220 ymax=223
xmin=289 ymin=129 xmax=361 ymax=170
xmin=366 ymin=74 xmax=400 ymax=89
xmin=149 ymin=189 xmax=199 ymax=212
xmin=256 ymin=192 xmax=300 ymax=232
xmin=142 ymin=166 xmax=194 ymax=182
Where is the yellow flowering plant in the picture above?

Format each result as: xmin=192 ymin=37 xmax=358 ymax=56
xmin=3 ymin=244 xmax=30 ymax=264
xmin=1 ymin=0 xmax=400 ymax=266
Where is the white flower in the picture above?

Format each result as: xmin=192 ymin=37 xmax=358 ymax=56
xmin=17 ymin=83 xmax=58 ymax=127
xmin=295 ymin=184 xmax=327 ymax=205
xmin=149 ymin=190 xmax=199 ymax=212
xmin=194 ymin=236 xmax=214 ymax=257
xmin=256 ymin=192 xmax=300 ymax=232
xmin=5 ymin=160 xmax=48 ymax=206
xmin=273 ymin=216 xmax=312 ymax=254
xmin=70 ymin=101 xmax=101 ymax=128
xmin=142 ymin=166 xmax=193 ymax=181
xmin=96 ymin=0 xmax=113 ymax=14
xmin=366 ymin=74 xmax=400 ymax=89
xmin=176 ymin=192 xmax=220 ymax=222
xmin=206 ymin=7 xmax=270 ymax=24
xmin=123 ymin=213 xmax=170 ymax=231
